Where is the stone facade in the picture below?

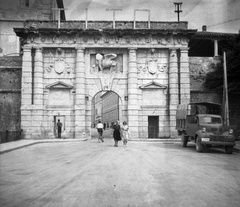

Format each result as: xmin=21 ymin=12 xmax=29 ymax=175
xmin=0 ymin=0 xmax=64 ymax=56
xmin=15 ymin=20 xmax=196 ymax=139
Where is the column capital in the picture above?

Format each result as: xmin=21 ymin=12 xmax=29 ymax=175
xmin=22 ymin=45 xmax=32 ymax=51
xmin=179 ymin=47 xmax=189 ymax=52
xmin=75 ymin=46 xmax=85 ymax=51
xmin=128 ymin=47 xmax=138 ymax=51
xmin=33 ymin=45 xmax=43 ymax=51
xmin=169 ymin=48 xmax=177 ymax=53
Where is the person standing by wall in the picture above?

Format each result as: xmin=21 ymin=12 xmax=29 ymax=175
xmin=112 ymin=120 xmax=121 ymax=147
xmin=57 ymin=119 xmax=62 ymax=138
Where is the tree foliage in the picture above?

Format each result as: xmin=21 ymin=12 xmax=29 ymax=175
xmin=205 ymin=34 xmax=240 ymax=97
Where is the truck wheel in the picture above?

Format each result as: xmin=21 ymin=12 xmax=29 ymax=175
xmin=196 ymin=137 xmax=204 ymax=152
xmin=181 ymin=134 xmax=188 ymax=147
xmin=225 ymin=146 xmax=234 ymax=154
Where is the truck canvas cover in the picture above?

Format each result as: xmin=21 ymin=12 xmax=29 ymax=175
xmin=176 ymin=102 xmax=222 ymax=119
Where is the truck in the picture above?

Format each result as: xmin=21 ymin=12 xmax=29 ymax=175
xmin=176 ymin=102 xmax=236 ymax=154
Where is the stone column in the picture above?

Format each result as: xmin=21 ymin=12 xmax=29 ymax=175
xmin=75 ymin=47 xmax=86 ymax=138
xmin=31 ymin=46 xmax=44 ymax=138
xmin=128 ymin=48 xmax=139 ymax=138
xmin=169 ymin=49 xmax=179 ymax=138
xmin=180 ymin=48 xmax=190 ymax=104
xmin=21 ymin=45 xmax=33 ymax=139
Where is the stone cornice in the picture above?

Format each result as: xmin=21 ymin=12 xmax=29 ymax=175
xmin=15 ymin=27 xmax=197 ymax=37
xmin=22 ymin=20 xmax=189 ymax=30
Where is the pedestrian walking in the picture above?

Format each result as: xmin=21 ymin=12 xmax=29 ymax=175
xmin=103 ymin=122 xmax=106 ymax=130
xmin=57 ymin=119 xmax=62 ymax=138
xmin=121 ymin=121 xmax=129 ymax=146
xmin=112 ymin=120 xmax=121 ymax=147
xmin=96 ymin=120 xmax=104 ymax=142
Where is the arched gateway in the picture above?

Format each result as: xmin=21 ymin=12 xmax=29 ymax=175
xmin=15 ymin=20 xmax=196 ymax=139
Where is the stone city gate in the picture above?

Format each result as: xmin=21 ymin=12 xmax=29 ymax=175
xmin=15 ymin=20 xmax=196 ymax=139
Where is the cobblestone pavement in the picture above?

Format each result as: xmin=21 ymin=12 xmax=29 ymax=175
xmin=0 ymin=137 xmax=240 ymax=207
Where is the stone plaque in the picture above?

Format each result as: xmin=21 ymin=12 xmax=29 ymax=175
xmin=48 ymin=89 xmax=70 ymax=105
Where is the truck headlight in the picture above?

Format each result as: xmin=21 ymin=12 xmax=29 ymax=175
xmin=229 ymin=129 xmax=233 ymax=134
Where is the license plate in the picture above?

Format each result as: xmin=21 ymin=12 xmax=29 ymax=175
xmin=202 ymin=138 xmax=210 ymax=142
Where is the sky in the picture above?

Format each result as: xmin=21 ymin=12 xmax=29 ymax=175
xmin=63 ymin=0 xmax=240 ymax=33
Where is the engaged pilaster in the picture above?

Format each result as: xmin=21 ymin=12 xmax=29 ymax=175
xmin=169 ymin=49 xmax=179 ymax=138
xmin=75 ymin=47 xmax=86 ymax=138
xmin=128 ymin=47 xmax=139 ymax=138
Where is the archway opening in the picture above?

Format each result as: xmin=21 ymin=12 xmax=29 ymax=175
xmin=90 ymin=90 xmax=122 ymax=140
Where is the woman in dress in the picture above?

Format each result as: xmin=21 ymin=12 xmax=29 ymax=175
xmin=121 ymin=121 xmax=129 ymax=147
xmin=112 ymin=120 xmax=121 ymax=147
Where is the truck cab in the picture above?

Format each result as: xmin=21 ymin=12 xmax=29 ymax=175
xmin=176 ymin=102 xmax=236 ymax=154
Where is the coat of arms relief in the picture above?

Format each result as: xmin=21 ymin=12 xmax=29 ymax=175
xmin=45 ymin=48 xmax=73 ymax=75
xmin=138 ymin=58 xmax=168 ymax=75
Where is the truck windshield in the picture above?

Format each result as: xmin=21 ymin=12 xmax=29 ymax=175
xmin=199 ymin=116 xmax=222 ymax=124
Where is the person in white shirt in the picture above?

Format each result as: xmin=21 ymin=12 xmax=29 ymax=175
xmin=121 ymin=121 xmax=129 ymax=146
xmin=96 ymin=120 xmax=104 ymax=142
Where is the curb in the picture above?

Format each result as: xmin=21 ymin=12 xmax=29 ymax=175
xmin=0 ymin=139 xmax=88 ymax=155
xmin=129 ymin=139 xmax=181 ymax=142
xmin=1 ymin=138 xmax=239 ymax=154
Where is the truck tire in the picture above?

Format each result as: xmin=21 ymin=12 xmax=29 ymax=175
xmin=181 ymin=134 xmax=188 ymax=147
xmin=196 ymin=137 xmax=204 ymax=152
xmin=225 ymin=146 xmax=234 ymax=154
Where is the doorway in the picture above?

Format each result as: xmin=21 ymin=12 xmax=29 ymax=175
xmin=53 ymin=116 xmax=65 ymax=138
xmin=148 ymin=116 xmax=159 ymax=138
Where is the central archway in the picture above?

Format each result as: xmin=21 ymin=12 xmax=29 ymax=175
xmin=90 ymin=90 xmax=124 ymax=139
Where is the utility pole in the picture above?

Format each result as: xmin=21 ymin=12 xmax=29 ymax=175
xmin=223 ymin=51 xmax=229 ymax=125
xmin=174 ymin=2 xmax=183 ymax=22
xmin=85 ymin=8 xmax=88 ymax=29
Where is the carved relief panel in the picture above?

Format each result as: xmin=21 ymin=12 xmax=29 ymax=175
xmin=90 ymin=53 xmax=123 ymax=74
xmin=88 ymin=49 xmax=125 ymax=91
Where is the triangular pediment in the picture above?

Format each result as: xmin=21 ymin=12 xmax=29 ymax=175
xmin=45 ymin=81 xmax=73 ymax=89
xmin=139 ymin=81 xmax=167 ymax=89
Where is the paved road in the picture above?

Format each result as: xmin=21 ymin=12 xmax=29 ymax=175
xmin=0 ymin=136 xmax=240 ymax=207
